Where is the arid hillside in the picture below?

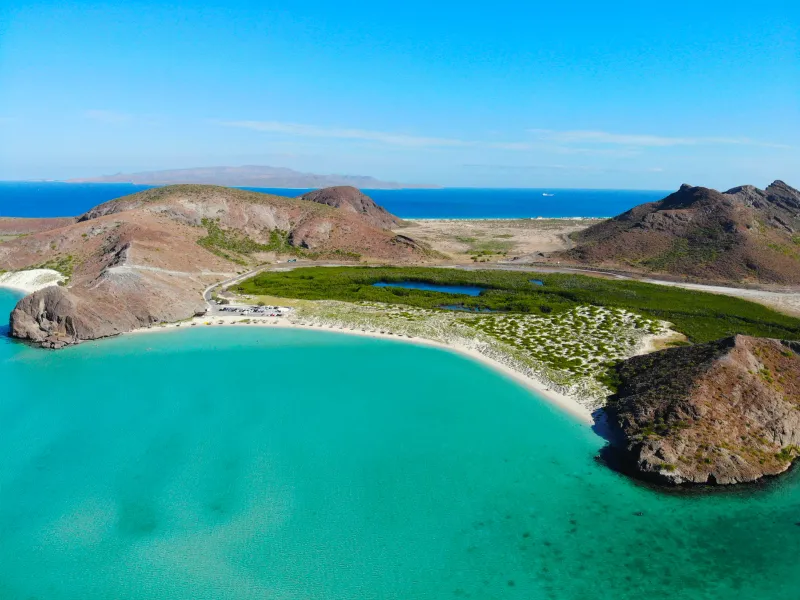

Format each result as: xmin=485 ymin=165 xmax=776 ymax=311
xmin=559 ymin=181 xmax=800 ymax=284
xmin=605 ymin=335 xmax=800 ymax=485
xmin=298 ymin=186 xmax=403 ymax=229
xmin=1 ymin=185 xmax=430 ymax=347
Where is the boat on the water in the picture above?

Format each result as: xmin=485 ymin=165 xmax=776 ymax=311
xmin=542 ymin=192 xmax=555 ymax=197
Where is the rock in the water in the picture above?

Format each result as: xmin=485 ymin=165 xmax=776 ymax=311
xmin=604 ymin=335 xmax=800 ymax=485
xmin=9 ymin=272 xmax=205 ymax=348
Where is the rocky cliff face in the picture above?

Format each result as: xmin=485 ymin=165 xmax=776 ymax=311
xmin=10 ymin=274 xmax=206 ymax=348
xmin=561 ymin=180 xmax=800 ymax=284
xmin=3 ymin=185 xmax=424 ymax=347
xmin=604 ymin=335 xmax=800 ymax=485
xmin=298 ymin=186 xmax=403 ymax=229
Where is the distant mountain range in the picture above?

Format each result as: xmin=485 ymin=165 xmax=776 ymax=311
xmin=67 ymin=166 xmax=438 ymax=190
xmin=560 ymin=180 xmax=800 ymax=284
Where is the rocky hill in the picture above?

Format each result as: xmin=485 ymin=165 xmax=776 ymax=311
xmin=1 ymin=185 xmax=427 ymax=347
xmin=67 ymin=165 xmax=436 ymax=189
xmin=298 ymin=186 xmax=402 ymax=229
xmin=561 ymin=181 xmax=800 ymax=284
xmin=604 ymin=335 xmax=800 ymax=485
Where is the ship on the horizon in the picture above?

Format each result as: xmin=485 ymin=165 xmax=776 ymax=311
xmin=542 ymin=192 xmax=555 ymax=197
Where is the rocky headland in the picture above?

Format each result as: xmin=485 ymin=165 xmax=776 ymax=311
xmin=604 ymin=335 xmax=800 ymax=485
xmin=1 ymin=184 xmax=430 ymax=348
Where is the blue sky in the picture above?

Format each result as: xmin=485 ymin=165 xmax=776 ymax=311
xmin=0 ymin=0 xmax=797 ymax=189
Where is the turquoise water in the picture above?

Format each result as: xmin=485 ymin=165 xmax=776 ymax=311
xmin=2 ymin=288 xmax=800 ymax=599
xmin=373 ymin=281 xmax=485 ymax=296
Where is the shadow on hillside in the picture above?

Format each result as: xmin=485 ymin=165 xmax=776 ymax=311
xmin=591 ymin=407 xmax=643 ymax=483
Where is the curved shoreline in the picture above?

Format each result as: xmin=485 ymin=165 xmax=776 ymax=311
xmin=128 ymin=315 xmax=595 ymax=424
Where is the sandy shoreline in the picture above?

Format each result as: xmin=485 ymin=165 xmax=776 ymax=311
xmin=130 ymin=314 xmax=595 ymax=424
xmin=0 ymin=269 xmax=65 ymax=294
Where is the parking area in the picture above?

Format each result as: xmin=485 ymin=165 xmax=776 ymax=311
xmin=209 ymin=303 xmax=293 ymax=318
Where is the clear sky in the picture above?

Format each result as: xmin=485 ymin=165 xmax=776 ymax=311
xmin=0 ymin=0 xmax=797 ymax=189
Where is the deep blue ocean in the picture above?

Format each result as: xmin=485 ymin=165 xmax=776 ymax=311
xmin=0 ymin=182 xmax=669 ymax=219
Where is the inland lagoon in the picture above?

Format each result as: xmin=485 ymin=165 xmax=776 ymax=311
xmin=1 ymin=289 xmax=800 ymax=599
xmin=372 ymin=281 xmax=486 ymax=296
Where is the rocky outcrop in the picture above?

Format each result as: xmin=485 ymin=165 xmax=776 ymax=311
xmin=560 ymin=180 xmax=800 ymax=284
xmin=604 ymin=335 xmax=800 ymax=485
xmin=298 ymin=186 xmax=402 ymax=229
xmin=9 ymin=271 xmax=207 ymax=348
xmin=75 ymin=185 xmax=409 ymax=257
xmin=3 ymin=184 xmax=427 ymax=347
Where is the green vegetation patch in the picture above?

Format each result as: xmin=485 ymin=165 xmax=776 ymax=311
xmin=235 ymin=266 xmax=800 ymax=343
xmin=644 ymin=224 xmax=737 ymax=271
xmin=197 ymin=218 xmax=360 ymax=265
xmin=33 ymin=255 xmax=75 ymax=282
xmin=197 ymin=218 xmax=271 ymax=262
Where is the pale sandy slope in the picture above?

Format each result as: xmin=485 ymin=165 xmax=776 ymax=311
xmin=398 ymin=218 xmax=601 ymax=262
xmin=0 ymin=269 xmax=65 ymax=293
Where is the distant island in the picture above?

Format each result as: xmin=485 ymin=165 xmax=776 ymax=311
xmin=66 ymin=165 xmax=439 ymax=190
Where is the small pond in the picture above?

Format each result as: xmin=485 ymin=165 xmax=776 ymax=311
xmin=530 ymin=279 xmax=544 ymax=286
xmin=372 ymin=281 xmax=485 ymax=296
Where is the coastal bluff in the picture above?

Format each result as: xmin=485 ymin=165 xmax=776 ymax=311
xmin=2 ymin=184 xmax=420 ymax=348
xmin=604 ymin=335 xmax=800 ymax=485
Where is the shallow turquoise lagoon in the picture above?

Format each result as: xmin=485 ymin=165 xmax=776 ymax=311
xmin=1 ymin=288 xmax=800 ymax=599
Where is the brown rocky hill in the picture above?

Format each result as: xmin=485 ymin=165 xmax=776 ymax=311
xmin=298 ymin=186 xmax=402 ymax=229
xmin=604 ymin=335 xmax=800 ymax=485
xmin=560 ymin=180 xmax=800 ymax=284
xmin=2 ymin=185 xmax=427 ymax=347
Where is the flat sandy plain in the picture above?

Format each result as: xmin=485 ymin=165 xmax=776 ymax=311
xmin=397 ymin=218 xmax=602 ymax=262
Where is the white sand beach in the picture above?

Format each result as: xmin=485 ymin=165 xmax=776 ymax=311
xmin=0 ymin=269 xmax=65 ymax=294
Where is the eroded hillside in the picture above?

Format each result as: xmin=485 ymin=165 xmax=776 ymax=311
xmin=1 ymin=185 xmax=430 ymax=347
xmin=560 ymin=181 xmax=800 ymax=284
